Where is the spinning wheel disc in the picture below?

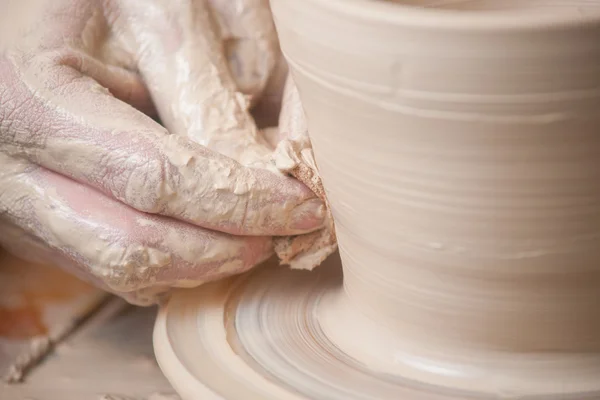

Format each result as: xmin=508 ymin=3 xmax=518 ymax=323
xmin=154 ymin=255 xmax=600 ymax=400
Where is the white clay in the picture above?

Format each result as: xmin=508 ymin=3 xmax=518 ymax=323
xmin=155 ymin=0 xmax=600 ymax=399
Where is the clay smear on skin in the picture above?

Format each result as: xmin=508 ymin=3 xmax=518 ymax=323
xmin=0 ymin=0 xmax=329 ymax=305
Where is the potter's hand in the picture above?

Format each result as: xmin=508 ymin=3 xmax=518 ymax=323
xmin=0 ymin=0 xmax=325 ymax=305
xmin=270 ymin=75 xmax=338 ymax=270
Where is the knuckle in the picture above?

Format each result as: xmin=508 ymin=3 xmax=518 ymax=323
xmin=120 ymin=150 xmax=170 ymax=213
xmin=91 ymin=134 xmax=172 ymax=214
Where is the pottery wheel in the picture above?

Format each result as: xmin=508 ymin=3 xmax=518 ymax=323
xmin=154 ymin=254 xmax=600 ymax=400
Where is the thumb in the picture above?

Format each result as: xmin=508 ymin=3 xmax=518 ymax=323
xmin=278 ymin=74 xmax=310 ymax=144
xmin=114 ymin=0 xmax=275 ymax=165
xmin=208 ymin=0 xmax=280 ymax=100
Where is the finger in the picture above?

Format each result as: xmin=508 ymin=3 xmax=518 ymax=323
xmin=270 ymin=74 xmax=313 ymax=168
xmin=0 ymin=54 xmax=326 ymax=235
xmin=0 ymin=221 xmax=124 ymax=300
xmin=261 ymin=127 xmax=281 ymax=150
xmin=0 ymin=222 xmax=172 ymax=306
xmin=56 ymin=47 xmax=156 ymax=117
xmin=271 ymin=75 xmax=337 ymax=270
xmin=4 ymin=1 xmax=156 ymax=117
xmin=113 ymin=0 xmax=274 ymax=166
xmin=79 ymin=55 xmax=157 ymax=118
xmin=252 ymin=52 xmax=289 ymax=128
xmin=207 ymin=0 xmax=279 ymax=99
xmin=278 ymin=74 xmax=310 ymax=143
xmin=0 ymin=153 xmax=274 ymax=305
xmin=274 ymin=74 xmax=325 ymax=199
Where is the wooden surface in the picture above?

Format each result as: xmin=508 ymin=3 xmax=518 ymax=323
xmin=0 ymin=251 xmax=108 ymax=381
xmin=1 ymin=300 xmax=176 ymax=400
xmin=0 ymin=252 xmax=176 ymax=399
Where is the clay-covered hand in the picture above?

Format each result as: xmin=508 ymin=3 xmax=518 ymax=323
xmin=270 ymin=75 xmax=338 ymax=270
xmin=0 ymin=0 xmax=325 ymax=304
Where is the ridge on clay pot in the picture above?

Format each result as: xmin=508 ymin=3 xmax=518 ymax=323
xmin=271 ymin=0 xmax=600 ymax=390
xmin=153 ymin=1 xmax=600 ymax=399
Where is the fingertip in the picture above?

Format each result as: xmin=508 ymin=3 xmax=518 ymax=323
xmin=245 ymin=169 xmax=327 ymax=236
xmin=286 ymin=198 xmax=327 ymax=234
xmin=268 ymin=171 xmax=327 ymax=235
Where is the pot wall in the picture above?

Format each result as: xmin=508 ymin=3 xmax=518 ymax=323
xmin=271 ymin=0 xmax=600 ymax=351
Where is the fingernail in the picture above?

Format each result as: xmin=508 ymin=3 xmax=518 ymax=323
xmin=288 ymin=198 xmax=327 ymax=232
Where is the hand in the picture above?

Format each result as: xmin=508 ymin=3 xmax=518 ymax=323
xmin=0 ymin=0 xmax=325 ymax=304
xmin=271 ymin=75 xmax=338 ymax=271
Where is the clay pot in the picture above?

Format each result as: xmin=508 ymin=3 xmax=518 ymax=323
xmin=272 ymin=0 xmax=600 ymax=362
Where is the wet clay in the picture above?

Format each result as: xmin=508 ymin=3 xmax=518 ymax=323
xmin=154 ymin=0 xmax=600 ymax=399
xmin=1 ymin=0 xmax=327 ymax=305
xmin=272 ymin=76 xmax=337 ymax=270
xmin=156 ymin=257 xmax=600 ymax=399
xmin=276 ymin=0 xmax=600 ymax=352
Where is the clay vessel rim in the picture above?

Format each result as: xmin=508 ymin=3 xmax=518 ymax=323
xmin=305 ymin=0 xmax=600 ymax=32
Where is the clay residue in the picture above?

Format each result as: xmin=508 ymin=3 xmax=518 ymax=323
xmin=272 ymin=77 xmax=337 ymax=270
